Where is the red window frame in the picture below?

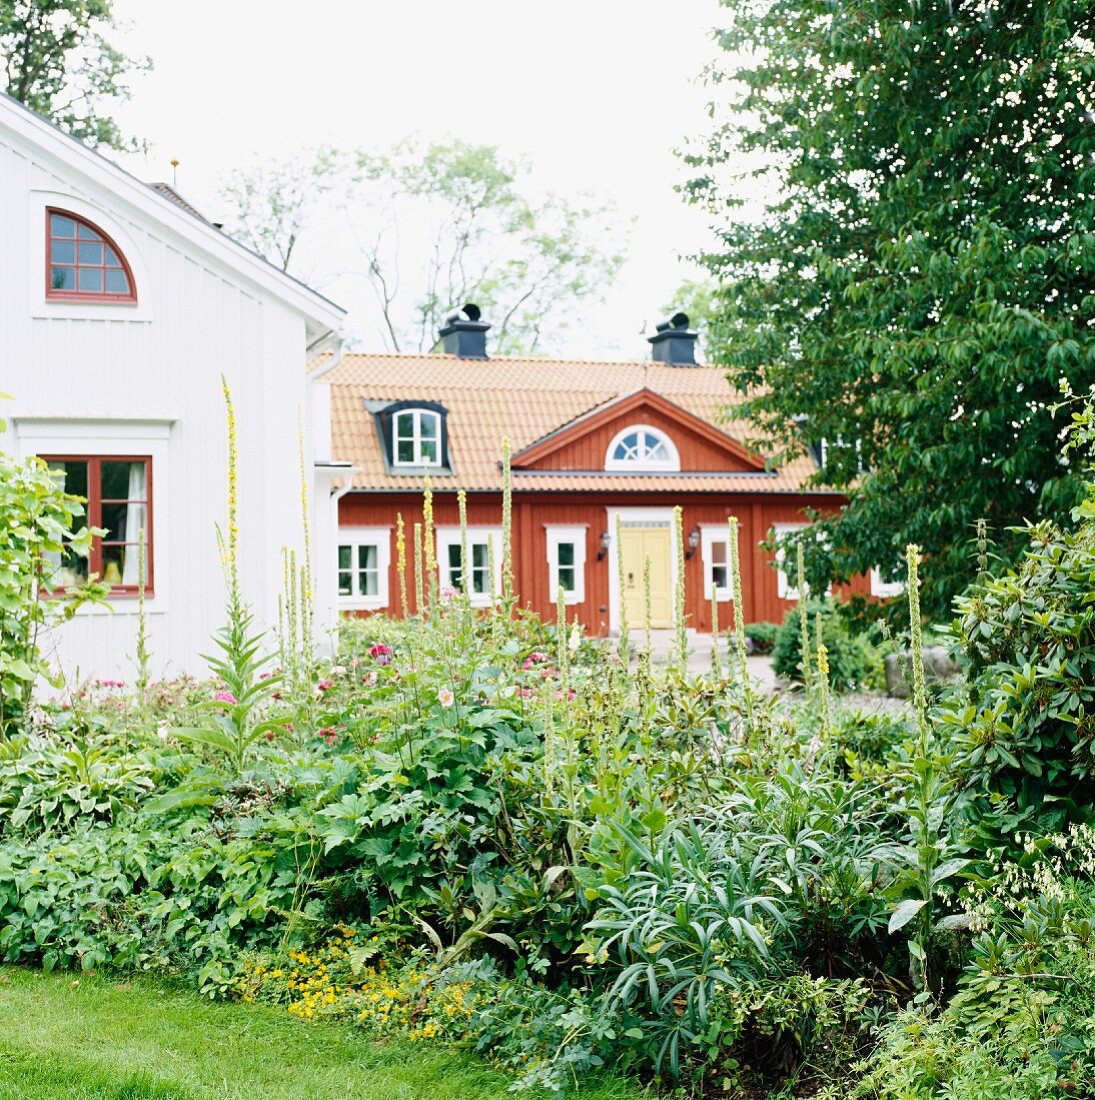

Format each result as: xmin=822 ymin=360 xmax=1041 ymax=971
xmin=41 ymin=455 xmax=154 ymax=597
xmin=45 ymin=208 xmax=137 ymax=304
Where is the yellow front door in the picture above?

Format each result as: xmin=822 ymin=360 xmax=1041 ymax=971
xmin=620 ymin=526 xmax=673 ymax=629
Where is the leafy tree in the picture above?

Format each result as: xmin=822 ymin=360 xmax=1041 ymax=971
xmin=0 ymin=0 xmax=150 ymax=151
xmin=219 ymin=147 xmax=339 ymax=274
xmin=219 ymin=139 xmax=629 ymax=356
xmin=687 ymin=0 xmax=1095 ymax=617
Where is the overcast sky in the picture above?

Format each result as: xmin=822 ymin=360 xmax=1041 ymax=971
xmin=111 ymin=0 xmax=748 ymax=359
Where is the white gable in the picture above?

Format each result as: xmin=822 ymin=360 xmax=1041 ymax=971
xmin=0 ymin=93 xmax=349 ymax=681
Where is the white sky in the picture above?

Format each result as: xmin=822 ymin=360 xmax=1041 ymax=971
xmin=111 ymin=0 xmax=747 ymax=358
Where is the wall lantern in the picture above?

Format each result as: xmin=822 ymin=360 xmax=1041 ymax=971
xmin=685 ymin=526 xmax=701 ymax=559
xmin=597 ymin=530 xmax=611 ymax=561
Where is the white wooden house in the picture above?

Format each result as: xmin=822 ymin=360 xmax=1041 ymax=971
xmin=0 ymin=93 xmax=349 ymax=683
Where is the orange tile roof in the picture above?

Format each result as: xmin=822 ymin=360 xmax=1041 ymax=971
xmin=326 ymin=352 xmax=824 ymax=494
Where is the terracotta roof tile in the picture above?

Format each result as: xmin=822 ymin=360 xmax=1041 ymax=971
xmin=327 ymin=352 xmax=821 ymax=494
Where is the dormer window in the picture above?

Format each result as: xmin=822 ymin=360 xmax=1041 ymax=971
xmin=605 ymin=425 xmax=680 ymax=472
xmin=46 ymin=209 xmax=136 ymax=303
xmin=393 ymin=409 xmax=442 ymax=467
xmin=369 ymin=400 xmax=451 ymax=474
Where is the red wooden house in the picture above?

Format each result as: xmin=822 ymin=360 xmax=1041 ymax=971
xmin=323 ymin=307 xmax=884 ymax=635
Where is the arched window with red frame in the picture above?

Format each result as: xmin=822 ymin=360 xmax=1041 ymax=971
xmin=46 ymin=209 xmax=137 ymax=303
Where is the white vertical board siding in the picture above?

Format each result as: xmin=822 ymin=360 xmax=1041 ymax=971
xmin=0 ymin=107 xmax=339 ymax=681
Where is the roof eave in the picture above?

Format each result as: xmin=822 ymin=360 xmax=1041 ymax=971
xmin=0 ymin=92 xmax=345 ymax=330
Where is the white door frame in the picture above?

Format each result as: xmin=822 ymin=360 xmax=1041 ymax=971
xmin=606 ymin=506 xmax=678 ymax=634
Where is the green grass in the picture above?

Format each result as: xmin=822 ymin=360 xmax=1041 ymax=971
xmin=0 ymin=967 xmax=648 ymax=1100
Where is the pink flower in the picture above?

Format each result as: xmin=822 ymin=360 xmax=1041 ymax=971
xmin=522 ymin=651 xmax=549 ymax=670
xmin=96 ymin=678 xmax=126 ymax=689
xmin=316 ymin=679 xmax=334 ymax=693
xmin=438 ymin=687 xmax=455 ymax=707
xmin=213 ymin=690 xmax=237 ymax=705
xmin=368 ymin=643 xmax=392 ymax=666
xmin=318 ymin=726 xmax=339 ymax=745
xmin=331 ymin=665 xmax=347 ymax=676
xmin=440 ymin=585 xmax=457 ymax=601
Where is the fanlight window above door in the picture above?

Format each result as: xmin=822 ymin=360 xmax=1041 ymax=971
xmin=605 ymin=426 xmax=680 ymax=471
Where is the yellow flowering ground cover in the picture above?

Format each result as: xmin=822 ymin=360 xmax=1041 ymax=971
xmin=232 ymin=927 xmax=477 ymax=1044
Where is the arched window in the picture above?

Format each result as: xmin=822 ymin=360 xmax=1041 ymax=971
xmin=392 ymin=408 xmax=442 ymax=467
xmin=605 ymin=425 xmax=680 ymax=471
xmin=46 ymin=209 xmax=136 ymax=302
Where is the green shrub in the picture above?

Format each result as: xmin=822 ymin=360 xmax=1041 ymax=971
xmin=0 ymin=448 xmax=103 ymax=732
xmin=856 ymin=825 xmax=1095 ymax=1098
xmin=584 ymin=767 xmax=894 ymax=1086
xmin=745 ymin=621 xmax=779 ymax=654
xmin=773 ymin=601 xmax=882 ymax=691
xmin=943 ymin=501 xmax=1095 ymax=819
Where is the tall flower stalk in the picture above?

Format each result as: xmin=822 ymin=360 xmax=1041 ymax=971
xmin=501 ymin=437 xmax=513 ymax=605
xmin=643 ymin=555 xmax=653 ymax=657
xmin=886 ymin=542 xmax=964 ymax=993
xmin=134 ymin=527 xmax=151 ymax=694
xmin=220 ymin=375 xmax=241 ymax=611
xmin=413 ymin=523 xmax=424 ymax=616
xmin=816 ymin=642 xmax=832 ymax=739
xmin=672 ymin=506 xmax=687 ymax=672
xmin=458 ymin=489 xmax=471 ymax=614
xmin=541 ymin=682 xmax=556 ymax=803
xmin=296 ymin=414 xmax=313 ymax=653
xmin=422 ymin=478 xmax=436 ymax=612
xmin=907 ymin=544 xmax=928 ymax=741
xmin=175 ymin=378 xmax=285 ymax=776
xmin=615 ymin=515 xmax=630 ymax=665
xmin=797 ymin=542 xmax=815 ymax=696
xmin=728 ymin=518 xmax=750 ymax=705
xmin=556 ymin=585 xmax=569 ymax=685
xmin=710 ymin=583 xmax=721 ymax=678
xmin=396 ymin=514 xmax=408 ymax=619
xmin=975 ymin=517 xmax=990 ymax=583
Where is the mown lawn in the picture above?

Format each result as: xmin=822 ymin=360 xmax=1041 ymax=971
xmin=0 ymin=967 xmax=648 ymax=1100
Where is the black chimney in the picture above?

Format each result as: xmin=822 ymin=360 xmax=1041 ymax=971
xmin=648 ymin=312 xmax=698 ymax=366
xmin=439 ymin=303 xmax=491 ymax=359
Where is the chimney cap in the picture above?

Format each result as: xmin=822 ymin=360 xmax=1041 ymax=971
xmin=439 ymin=302 xmax=491 ymax=358
xmin=655 ymin=312 xmax=690 ymax=333
xmin=442 ymin=302 xmax=485 ymax=328
xmin=648 ymin=311 xmax=699 ymax=366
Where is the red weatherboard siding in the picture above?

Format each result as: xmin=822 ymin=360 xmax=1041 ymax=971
xmin=525 ymin=403 xmax=759 ymax=473
xmin=338 ymin=490 xmax=864 ymax=633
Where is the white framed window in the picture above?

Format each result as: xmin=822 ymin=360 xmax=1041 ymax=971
xmin=337 ymin=526 xmax=391 ymax=610
xmin=392 ymin=409 xmax=442 ymax=467
xmin=871 ymin=568 xmax=904 ymax=599
xmin=13 ymin=417 xmax=172 ymax=615
xmin=700 ymin=525 xmax=733 ymax=601
xmin=436 ymin=527 xmax=503 ymax=607
xmin=604 ymin=425 xmax=680 ymax=471
xmin=545 ymin=525 xmax=587 ymax=605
